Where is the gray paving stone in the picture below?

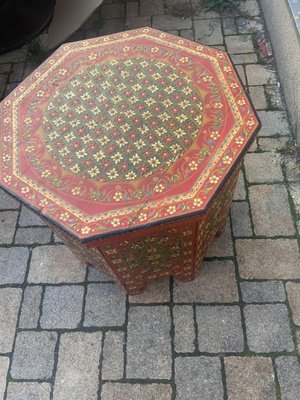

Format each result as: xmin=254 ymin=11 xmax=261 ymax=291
xmin=236 ymin=16 xmax=263 ymax=33
xmin=180 ymin=29 xmax=194 ymax=41
xmin=173 ymin=305 xmax=195 ymax=353
xmin=222 ymin=18 xmax=237 ymax=35
xmin=0 ymin=288 xmax=22 ymax=353
xmin=87 ymin=265 xmax=112 ymax=282
xmin=196 ymin=306 xmax=244 ymax=352
xmin=240 ymin=281 xmax=286 ymax=303
xmin=236 ymin=239 xmax=300 ymax=279
xmin=249 ymin=184 xmax=294 ymax=236
xmin=235 ymin=65 xmax=246 ymax=85
xmin=265 ymin=85 xmax=284 ymax=109
xmin=129 ymin=279 xmax=170 ymax=303
xmin=0 ymin=247 xmax=29 ymax=284
xmin=231 ymin=201 xmax=252 ymax=237
xmin=231 ymin=53 xmax=258 ymax=64
xmin=0 ymin=357 xmax=9 ymax=399
xmin=6 ymin=382 xmax=51 ymax=400
xmin=0 ymin=47 xmax=28 ymax=63
xmin=175 ymin=357 xmax=223 ymax=400
xmin=19 ymin=286 xmax=42 ymax=329
xmin=19 ymin=206 xmax=46 ymax=226
xmin=152 ymin=15 xmax=192 ymax=31
xmin=102 ymin=331 xmax=124 ymax=380
xmin=126 ymin=306 xmax=171 ymax=379
xmin=225 ymin=356 xmax=276 ymax=400
xmin=15 ymin=227 xmax=52 ymax=244
xmin=276 ymin=356 xmax=300 ymax=400
xmin=174 ymin=260 xmax=239 ymax=303
xmin=140 ymin=0 xmax=164 ymax=16
xmin=0 ymin=188 xmax=19 ymax=209
xmin=258 ymin=137 xmax=289 ymax=151
xmin=257 ymin=110 xmax=290 ymax=136
xmin=192 ymin=1 xmax=220 ymax=19
xmin=126 ymin=2 xmax=138 ymax=17
xmin=238 ymin=0 xmax=260 ymax=16
xmin=84 ymin=283 xmax=126 ymax=327
xmin=286 ymin=282 xmax=300 ymax=326
xmin=246 ymin=64 xmax=277 ymax=85
xmin=244 ymin=304 xmax=294 ymax=352
xmin=11 ymin=331 xmax=57 ymax=379
xmin=244 ymin=152 xmax=284 ymax=183
xmin=249 ymin=85 xmax=268 ymax=109
xmin=233 ymin=171 xmax=247 ymax=200
xmin=54 ymin=332 xmax=102 ymax=400
xmin=40 ymin=285 xmax=84 ymax=329
xmin=205 ymin=220 xmax=234 ymax=257
xmin=9 ymin=62 xmax=25 ymax=82
xmin=225 ymin=34 xmax=254 ymax=54
xmin=0 ymin=210 xmax=18 ymax=244
xmin=101 ymin=383 xmax=172 ymax=400
xmin=99 ymin=19 xmax=125 ymax=35
xmin=295 ymin=330 xmax=300 ymax=355
xmin=28 ymin=245 xmax=86 ymax=283
xmin=194 ymin=18 xmax=223 ymax=46
xmin=125 ymin=16 xmax=151 ymax=30
xmin=100 ymin=4 xmax=125 ymax=19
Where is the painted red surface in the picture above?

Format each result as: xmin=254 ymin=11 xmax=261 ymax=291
xmin=0 ymin=28 xmax=259 ymax=241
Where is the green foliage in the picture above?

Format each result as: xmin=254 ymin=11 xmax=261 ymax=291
xmin=203 ymin=0 xmax=240 ymax=12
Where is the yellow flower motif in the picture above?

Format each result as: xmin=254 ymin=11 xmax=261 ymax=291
xmin=167 ymin=206 xmax=176 ymax=215
xmin=107 ymin=168 xmax=119 ymax=180
xmin=70 ymin=120 xmax=80 ymax=128
xmin=75 ymin=105 xmax=86 ymax=114
xmin=37 ymin=90 xmax=44 ymax=97
xmin=107 ymin=108 xmax=117 ymax=116
xmin=24 ymin=117 xmax=32 ymax=125
xmin=151 ymin=47 xmax=160 ymax=53
xmin=130 ymin=154 xmax=142 ymax=166
xmin=165 ymin=86 xmax=175 ymax=95
xmin=88 ymin=166 xmax=100 ymax=177
xmin=156 ymin=127 xmax=167 ymax=137
xmin=71 ymin=164 xmax=80 ymax=174
xmin=189 ymin=161 xmax=198 ymax=171
xmin=116 ymin=138 xmax=128 ymax=147
xmin=59 ymin=147 xmax=69 ymax=157
xmin=210 ymin=131 xmax=220 ymax=140
xmin=152 ymin=73 xmax=161 ymax=80
xmin=113 ymin=192 xmax=123 ymax=201
xmin=83 ymin=132 xmax=93 ymax=142
xmin=237 ymin=98 xmax=246 ymax=105
xmin=81 ymin=93 xmax=91 ymax=101
xmin=235 ymin=137 xmax=244 ymax=145
xmin=159 ymin=112 xmax=171 ymax=122
xmin=246 ymin=119 xmax=255 ymax=126
xmin=58 ymin=68 xmax=67 ymax=76
xmin=209 ymin=175 xmax=220 ymax=184
xmin=162 ymin=99 xmax=172 ymax=107
xmin=88 ymin=53 xmax=97 ymax=60
xmin=152 ymin=141 xmax=164 ymax=152
xmin=180 ymin=57 xmax=189 ymax=63
xmin=65 ymin=91 xmax=75 ymax=99
xmin=21 ymin=187 xmax=30 ymax=194
xmin=65 ymin=133 xmax=76 ymax=142
xmin=176 ymin=114 xmax=188 ymax=123
xmin=3 ymin=135 xmax=12 ymax=142
xmin=4 ymin=175 xmax=12 ymax=183
xmin=179 ymin=100 xmax=190 ymax=109
xmin=85 ymin=80 xmax=94 ymax=88
xmin=82 ymin=226 xmax=91 ymax=234
xmin=60 ymin=212 xmax=70 ymax=221
xmin=148 ymin=157 xmax=161 ymax=168
xmin=111 ymin=218 xmax=120 ymax=227
xmin=41 ymin=170 xmax=50 ymax=178
xmin=214 ymin=102 xmax=223 ymax=108
xmin=3 ymin=154 xmax=11 ymax=161
xmin=193 ymin=198 xmax=203 ymax=207
xmin=230 ymin=82 xmax=239 ymax=89
xmin=76 ymin=149 xmax=87 ymax=159
xmin=125 ymin=171 xmax=137 ymax=180
xmin=182 ymin=87 xmax=192 ymax=95
xmin=120 ymin=123 xmax=130 ymax=133
xmin=174 ymin=128 xmax=186 ymax=139
xmin=223 ymin=66 xmax=231 ymax=72
xmin=170 ymin=144 xmax=182 ymax=154
xmin=111 ymin=152 xmax=123 ymax=164
xmin=138 ymin=125 xmax=149 ymax=135
xmin=154 ymin=184 xmax=165 ymax=193
xmin=39 ymin=199 xmax=48 ymax=207
xmin=203 ymin=75 xmax=213 ymax=82
xmin=138 ymin=213 xmax=147 ymax=221
xmin=123 ymin=46 xmax=130 ymax=52
xmin=71 ymin=187 xmax=81 ymax=195
xmin=223 ymin=156 xmax=233 ymax=164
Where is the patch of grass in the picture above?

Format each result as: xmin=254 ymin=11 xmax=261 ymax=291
xmin=203 ymin=0 xmax=240 ymax=13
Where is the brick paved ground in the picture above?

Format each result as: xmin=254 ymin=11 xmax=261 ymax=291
xmin=0 ymin=0 xmax=300 ymax=399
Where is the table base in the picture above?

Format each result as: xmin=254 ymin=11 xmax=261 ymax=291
xmin=47 ymin=163 xmax=241 ymax=295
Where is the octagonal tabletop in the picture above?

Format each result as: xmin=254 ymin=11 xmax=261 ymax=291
xmin=0 ymin=28 xmax=260 ymax=242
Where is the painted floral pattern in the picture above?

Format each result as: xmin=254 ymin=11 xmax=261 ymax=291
xmin=0 ymin=27 xmax=259 ymax=241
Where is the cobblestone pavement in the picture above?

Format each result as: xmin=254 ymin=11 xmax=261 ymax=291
xmin=1 ymin=0 xmax=300 ymax=399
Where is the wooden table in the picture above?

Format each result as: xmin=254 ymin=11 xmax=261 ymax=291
xmin=0 ymin=28 xmax=260 ymax=294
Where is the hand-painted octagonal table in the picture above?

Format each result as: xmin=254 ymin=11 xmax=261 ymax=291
xmin=0 ymin=28 xmax=260 ymax=294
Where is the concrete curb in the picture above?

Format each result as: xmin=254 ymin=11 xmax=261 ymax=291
xmin=259 ymin=0 xmax=300 ymax=143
